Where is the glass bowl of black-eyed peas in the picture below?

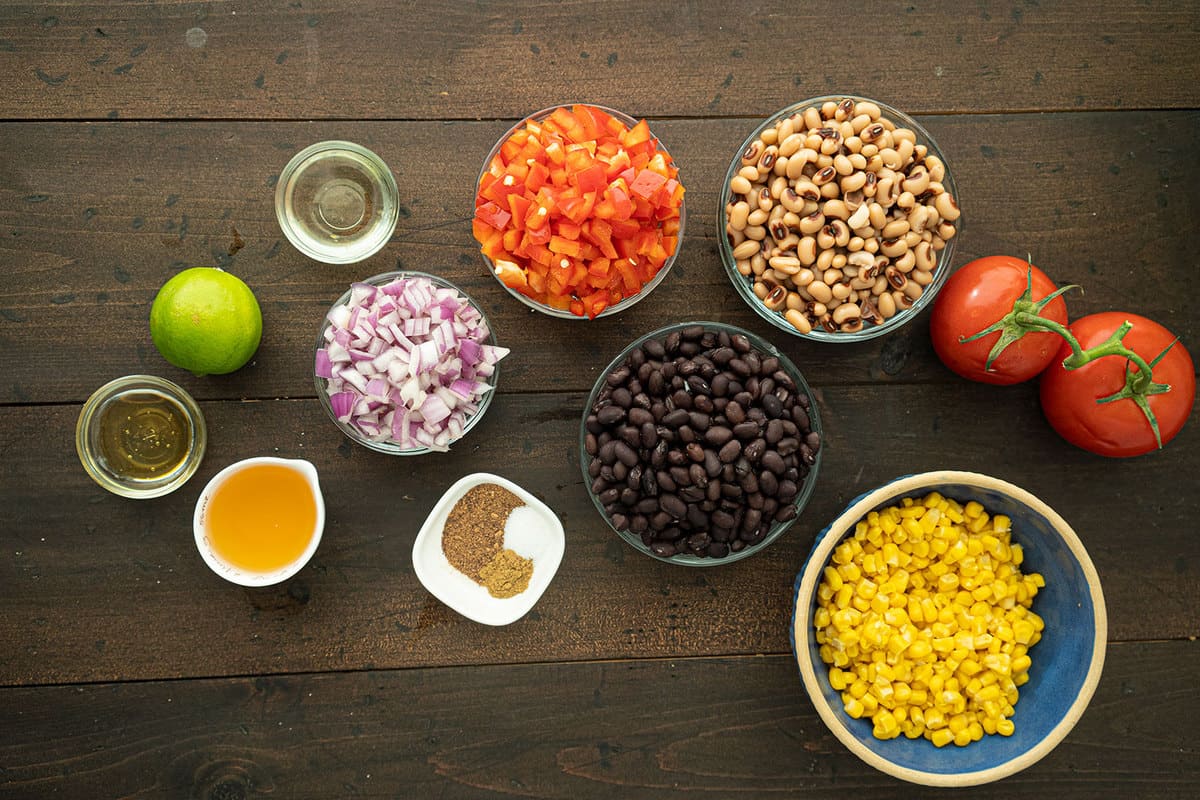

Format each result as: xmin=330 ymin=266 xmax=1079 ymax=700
xmin=718 ymin=96 xmax=962 ymax=341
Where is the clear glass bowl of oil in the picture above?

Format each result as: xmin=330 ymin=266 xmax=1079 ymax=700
xmin=75 ymin=375 xmax=207 ymax=499
xmin=275 ymin=140 xmax=400 ymax=264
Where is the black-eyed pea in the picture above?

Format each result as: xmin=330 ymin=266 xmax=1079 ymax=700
xmin=840 ymin=317 xmax=867 ymax=333
xmin=803 ymin=106 xmax=822 ymax=130
xmin=847 ymin=250 xmax=875 ymax=270
xmin=850 ymin=274 xmax=875 ymax=290
xmin=777 ymin=116 xmax=796 ymax=141
xmin=808 ymin=300 xmax=828 ymax=317
xmin=911 ymin=268 xmax=935 ymax=287
xmin=844 ymin=135 xmax=863 ymax=154
xmin=785 ymin=308 xmax=813 ymax=334
xmin=757 ymin=145 xmax=778 ymax=173
xmin=833 ymin=154 xmax=854 ymax=176
xmin=904 ymin=230 xmax=922 ymax=249
xmin=813 ymin=166 xmax=837 ymax=186
xmin=729 ymin=175 xmax=753 ymax=195
xmin=896 ymin=138 xmax=915 ymax=166
xmin=763 ymin=284 xmax=788 ymax=311
xmin=902 ymin=279 xmax=923 ymax=301
xmin=768 ymin=255 xmax=802 ymax=275
xmin=819 ymin=135 xmax=840 ymax=156
xmin=778 ymin=132 xmax=805 ymax=158
xmin=885 ymin=265 xmax=907 ymax=290
xmin=876 ymin=178 xmax=895 ymax=207
xmin=798 ymin=236 xmax=818 ymax=266
xmin=863 ymin=237 xmax=880 ymax=254
xmin=736 ymin=259 xmax=753 ymax=276
xmin=785 ymin=291 xmax=805 ymax=311
xmin=931 ymin=235 xmax=946 ymax=252
xmin=860 ymin=296 xmax=880 ymax=323
xmin=738 ymin=165 xmax=759 ymax=182
xmin=757 ymin=186 xmax=773 ymax=211
xmin=823 ymin=199 xmax=850 ymax=220
xmin=821 ymin=100 xmax=838 ymax=119
xmin=844 ymin=189 xmax=865 ymax=211
xmin=729 ymin=201 xmax=751 ymax=230
xmin=926 ymin=154 xmax=946 ymax=182
xmin=914 ymin=241 xmax=935 ymax=272
xmin=901 ymin=166 xmax=930 ymax=195
xmin=752 ymin=280 xmax=770 ymax=300
xmin=923 ymin=206 xmax=941 ymax=229
xmin=880 ymin=237 xmax=908 ymax=258
xmin=927 ymin=181 xmax=945 ymax=196
xmin=750 ymin=252 xmax=767 ymax=274
xmin=799 ymin=212 xmax=824 ymax=235
xmin=815 ymin=248 xmax=835 ymax=272
xmin=795 ymin=181 xmax=821 ymax=203
xmin=861 ymin=143 xmax=880 ymax=159
xmin=880 ymin=148 xmax=902 ymax=170
xmin=819 ymin=181 xmax=840 ymax=200
xmin=882 ymin=218 xmax=910 ymax=239
xmin=867 ymin=202 xmax=887 ymax=230
xmin=747 ymin=207 xmax=769 ymax=227
xmin=793 ymin=268 xmax=815 ymax=287
xmin=838 ymin=120 xmax=855 ymax=141
xmin=896 ymin=190 xmax=916 ymax=210
xmin=861 ymin=122 xmax=885 ymax=144
xmin=759 ymin=128 xmax=778 ymax=146
xmin=785 ymin=156 xmax=808 ymax=181
xmin=848 ymin=233 xmax=868 ymax=253
xmin=908 ymin=204 xmax=930 ymax=233
xmin=894 ymin=250 xmax=916 ymax=273
xmin=854 ymin=100 xmax=881 ymax=120
xmin=783 ymin=210 xmax=802 ymax=229
xmin=914 ymin=144 xmax=928 ymax=161
xmin=937 ymin=221 xmax=957 ymax=240
xmin=848 ymin=153 xmax=868 ymax=171
xmin=830 ymin=220 xmax=850 ymax=247
xmin=840 ymin=171 xmax=868 ymax=194
xmin=872 ymin=274 xmax=889 ymax=295
xmin=776 ymin=233 xmax=800 ymax=251
xmin=745 ymin=225 xmax=767 ymax=241
xmin=731 ymin=239 xmax=760 ymax=260
xmin=832 ymin=302 xmax=861 ymax=325
xmin=847 ymin=203 xmax=871 ymax=231
xmin=936 ymin=192 xmax=960 ymax=221
xmin=849 ymin=113 xmax=872 ymax=134
xmin=779 ymin=189 xmax=805 ymax=214
xmin=769 ymin=175 xmax=789 ymax=200
xmin=831 ymin=280 xmax=853 ymax=301
xmin=835 ymin=97 xmax=855 ymax=120
xmin=877 ymin=291 xmax=897 ymax=318
xmin=820 ymin=314 xmax=838 ymax=333
xmin=808 ymin=280 xmax=833 ymax=304
xmin=741 ymin=140 xmax=763 ymax=166
xmin=727 ymin=225 xmax=745 ymax=245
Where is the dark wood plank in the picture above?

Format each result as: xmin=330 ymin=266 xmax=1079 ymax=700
xmin=0 ymin=641 xmax=1194 ymax=798
xmin=1 ymin=1 xmax=1197 ymax=120
xmin=3 ymin=385 xmax=1196 ymax=685
xmin=1 ymin=111 xmax=1197 ymax=405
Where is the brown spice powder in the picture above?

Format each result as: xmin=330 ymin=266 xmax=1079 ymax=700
xmin=478 ymin=549 xmax=533 ymax=598
xmin=441 ymin=483 xmax=523 ymax=577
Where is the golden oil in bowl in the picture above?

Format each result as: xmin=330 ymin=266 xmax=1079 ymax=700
xmin=76 ymin=375 xmax=206 ymax=499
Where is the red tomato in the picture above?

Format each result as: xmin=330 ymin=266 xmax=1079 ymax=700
xmin=930 ymin=256 xmax=1070 ymax=385
xmin=1039 ymin=312 xmax=1195 ymax=457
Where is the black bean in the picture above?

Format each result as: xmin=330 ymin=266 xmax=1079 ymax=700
xmin=693 ymin=394 xmax=714 ymax=413
xmin=777 ymin=436 xmax=799 ymax=456
xmin=679 ymin=485 xmax=706 ymax=503
xmin=659 ymin=494 xmax=686 ymax=518
xmin=759 ymin=470 xmax=779 ymax=497
xmin=619 ymin=426 xmax=640 ymax=448
xmin=775 ymin=504 xmax=798 ymax=523
xmin=641 ymin=469 xmax=659 ymax=497
xmin=650 ymin=541 xmax=677 ymax=558
xmin=612 ymin=441 xmax=637 ymax=467
xmin=689 ymin=463 xmax=708 ymax=488
xmin=628 ymin=407 xmax=654 ymax=426
xmin=682 ymin=324 xmax=705 ymax=340
xmin=665 ymin=331 xmax=682 ymax=353
xmin=687 ymin=375 xmax=711 ymax=395
xmin=706 ymin=480 xmax=722 ymax=502
xmin=687 ymin=532 xmax=711 ymax=551
xmin=667 ymin=448 xmax=687 ymax=466
xmin=718 ymin=439 xmax=742 ymax=463
xmin=733 ymin=421 xmax=760 ymax=439
xmin=729 ymin=358 xmax=751 ymax=377
xmin=627 ymin=464 xmax=643 ymax=490
xmin=662 ymin=409 xmax=689 ymax=428
xmin=688 ymin=411 xmax=711 ymax=432
xmin=805 ymin=431 xmax=821 ymax=451
xmin=620 ymin=487 xmax=638 ymax=506
xmin=742 ymin=507 xmax=762 ymax=533
xmin=725 ymin=401 xmax=746 ymax=424
xmin=651 ymin=440 xmax=669 ymax=467
xmin=611 ymin=387 xmax=632 ymax=408
xmin=648 ymin=371 xmax=665 ymax=395
xmin=598 ymin=488 xmax=620 ymax=505
xmin=598 ymin=440 xmax=618 ymax=464
xmin=669 ymin=466 xmax=691 ymax=486
xmin=677 ymin=359 xmax=698 ymax=377
xmin=707 ymin=541 xmax=730 ymax=558
xmin=585 ymin=432 xmax=598 ymax=455
xmin=740 ymin=472 xmax=759 ymax=494
xmin=777 ymin=479 xmax=798 ymax=503
xmin=792 ymin=406 xmax=810 ymax=428
xmin=710 ymin=373 xmax=729 ymax=397
xmin=640 ymin=422 xmax=658 ymax=449
xmin=596 ymin=405 xmax=625 ymax=425
xmin=588 ymin=459 xmax=602 ymax=478
xmin=606 ymin=365 xmax=630 ymax=386
xmin=761 ymin=393 xmax=783 ymax=418
xmin=705 ymin=426 xmax=733 ymax=446
xmin=677 ymin=425 xmax=696 ymax=444
xmin=704 ymin=449 xmax=722 ymax=477
xmin=686 ymin=508 xmax=708 ymax=531
xmin=630 ymin=514 xmax=649 ymax=533
xmin=743 ymin=438 xmax=766 ymax=462
xmin=710 ymin=346 xmax=735 ymax=365
xmin=731 ymin=333 xmax=751 ymax=353
xmin=633 ymin=392 xmax=652 ymax=410
xmin=644 ymin=339 xmax=665 ymax=359
xmin=650 ymin=511 xmax=672 ymax=530
xmin=610 ymin=513 xmax=628 ymax=531
xmin=761 ymin=450 xmax=785 ymax=475
xmin=712 ymin=509 xmax=735 ymax=528
xmin=765 ymin=419 xmax=784 ymax=444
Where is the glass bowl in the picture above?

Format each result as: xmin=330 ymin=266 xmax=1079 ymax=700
xmin=580 ymin=321 xmax=823 ymax=565
xmin=314 ymin=270 xmax=501 ymax=455
xmin=791 ymin=471 xmax=1106 ymax=786
xmin=75 ymin=374 xmax=207 ymax=499
xmin=718 ymin=95 xmax=960 ymax=342
xmin=475 ymin=104 xmax=686 ymax=319
xmin=276 ymin=140 xmax=400 ymax=265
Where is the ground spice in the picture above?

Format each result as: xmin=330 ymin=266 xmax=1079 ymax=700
xmin=442 ymin=483 xmax=533 ymax=597
xmin=478 ymin=548 xmax=533 ymax=598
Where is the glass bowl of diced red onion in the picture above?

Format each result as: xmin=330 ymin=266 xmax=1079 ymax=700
xmin=314 ymin=271 xmax=509 ymax=454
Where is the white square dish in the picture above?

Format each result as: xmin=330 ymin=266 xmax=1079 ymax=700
xmin=412 ymin=472 xmax=565 ymax=625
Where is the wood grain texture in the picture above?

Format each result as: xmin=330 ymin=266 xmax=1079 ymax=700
xmin=0 ymin=641 xmax=1195 ymax=799
xmin=3 ymin=389 xmax=1196 ymax=686
xmin=0 ymin=1 xmax=1198 ymax=120
xmin=1 ymin=111 xmax=1197 ymax=405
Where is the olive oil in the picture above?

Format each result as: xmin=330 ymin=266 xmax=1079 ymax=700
xmin=95 ymin=389 xmax=192 ymax=481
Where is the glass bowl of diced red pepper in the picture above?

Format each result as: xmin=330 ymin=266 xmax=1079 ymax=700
xmin=473 ymin=104 xmax=686 ymax=319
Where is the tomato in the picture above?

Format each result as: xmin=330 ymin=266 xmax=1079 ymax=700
xmin=1039 ymin=312 xmax=1195 ymax=457
xmin=930 ymin=256 xmax=1069 ymax=385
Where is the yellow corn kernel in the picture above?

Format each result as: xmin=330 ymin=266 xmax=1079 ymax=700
xmin=899 ymin=504 xmax=924 ymax=518
xmin=814 ymin=607 xmax=832 ymax=629
xmin=901 ymin=517 xmax=923 ymax=539
xmin=982 ymin=716 xmax=999 ymax=735
xmin=976 ymin=684 xmax=1002 ymax=703
xmin=823 ymin=565 xmax=844 ymax=591
xmin=861 ymin=693 xmax=879 ymax=715
xmin=1011 ymin=654 xmax=1032 ymax=675
xmin=953 ymin=729 xmax=972 ymax=747
xmin=848 ymin=679 xmax=868 ymax=699
xmin=992 ymin=515 xmax=1011 ymax=534
xmin=1014 ymin=672 xmax=1029 ymax=687
xmin=844 ymin=697 xmax=865 ymax=718
xmin=930 ymin=728 xmax=954 ymax=748
xmin=964 ymin=500 xmax=984 ymax=519
xmin=829 ymin=668 xmax=849 ymax=691
xmin=838 ymin=562 xmax=862 ymax=582
xmin=968 ymin=512 xmax=990 ymax=533
xmin=834 ymin=584 xmax=854 ymax=610
xmin=996 ymin=718 xmax=1015 ymax=736
xmin=908 ymin=689 xmax=928 ymax=705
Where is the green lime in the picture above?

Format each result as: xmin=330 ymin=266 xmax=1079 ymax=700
xmin=149 ymin=267 xmax=263 ymax=376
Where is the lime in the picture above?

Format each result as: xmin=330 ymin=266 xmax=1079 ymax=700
xmin=149 ymin=267 xmax=263 ymax=376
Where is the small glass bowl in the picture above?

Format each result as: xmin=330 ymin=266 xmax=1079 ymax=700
xmin=580 ymin=321 xmax=823 ymax=566
xmin=475 ymin=104 xmax=686 ymax=319
xmin=276 ymin=140 xmax=400 ymax=264
xmin=75 ymin=374 xmax=207 ymax=499
xmin=718 ymin=95 xmax=959 ymax=342
xmin=314 ymin=270 xmax=501 ymax=455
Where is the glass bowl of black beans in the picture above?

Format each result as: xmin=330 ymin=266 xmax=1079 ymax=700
xmin=580 ymin=321 xmax=823 ymax=564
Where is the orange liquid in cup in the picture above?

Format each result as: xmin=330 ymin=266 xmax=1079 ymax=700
xmin=204 ymin=463 xmax=318 ymax=573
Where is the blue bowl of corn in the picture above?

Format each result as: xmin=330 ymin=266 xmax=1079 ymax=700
xmin=791 ymin=470 xmax=1106 ymax=786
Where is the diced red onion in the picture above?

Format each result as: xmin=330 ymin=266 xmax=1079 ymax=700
xmin=317 ymin=274 xmax=506 ymax=451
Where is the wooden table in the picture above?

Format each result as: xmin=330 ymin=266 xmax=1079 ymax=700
xmin=2 ymin=2 xmax=1197 ymax=797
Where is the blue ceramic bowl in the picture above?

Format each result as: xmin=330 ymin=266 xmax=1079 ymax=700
xmin=791 ymin=471 xmax=1106 ymax=786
